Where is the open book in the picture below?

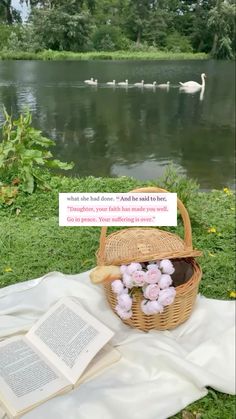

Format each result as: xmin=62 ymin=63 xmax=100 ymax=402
xmin=0 ymin=297 xmax=120 ymax=418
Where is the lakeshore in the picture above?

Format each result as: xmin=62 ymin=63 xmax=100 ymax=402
xmin=0 ymin=50 xmax=208 ymax=61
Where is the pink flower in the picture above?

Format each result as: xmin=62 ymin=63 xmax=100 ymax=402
xmin=148 ymin=260 xmax=161 ymax=267
xmin=115 ymin=305 xmax=133 ymax=319
xmin=159 ymin=259 xmax=175 ymax=275
xmin=159 ymin=274 xmax=173 ymax=289
xmin=141 ymin=300 xmax=164 ymax=315
xmin=141 ymin=300 xmax=151 ymax=315
xmin=143 ymin=284 xmax=160 ymax=300
xmin=147 ymin=263 xmax=160 ymax=272
xmin=158 ymin=287 xmax=176 ymax=306
xmin=120 ymin=265 xmax=128 ymax=274
xmin=145 ymin=269 xmax=161 ymax=284
xmin=127 ymin=262 xmax=142 ymax=274
xmin=131 ymin=270 xmax=146 ymax=286
xmin=122 ymin=273 xmax=133 ymax=289
xmin=117 ymin=293 xmax=133 ymax=311
xmin=111 ymin=279 xmax=125 ymax=295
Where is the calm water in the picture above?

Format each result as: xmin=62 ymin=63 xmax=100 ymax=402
xmin=0 ymin=60 xmax=235 ymax=190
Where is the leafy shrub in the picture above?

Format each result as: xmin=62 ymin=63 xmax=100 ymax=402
xmin=128 ymin=41 xmax=162 ymax=53
xmin=165 ymin=32 xmax=193 ymax=53
xmin=98 ymin=34 xmax=116 ymax=51
xmin=128 ymin=41 xmax=151 ymax=52
xmin=0 ymin=24 xmax=13 ymax=50
xmin=214 ymin=36 xmax=234 ymax=60
xmin=157 ymin=164 xmax=199 ymax=208
xmin=92 ymin=26 xmax=130 ymax=51
xmin=0 ymin=109 xmax=74 ymax=196
xmin=4 ymin=24 xmax=42 ymax=53
xmin=30 ymin=8 xmax=92 ymax=52
xmin=0 ymin=183 xmax=18 ymax=207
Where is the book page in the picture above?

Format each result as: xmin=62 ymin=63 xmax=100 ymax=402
xmin=0 ymin=336 xmax=71 ymax=417
xmin=75 ymin=344 xmax=121 ymax=387
xmin=27 ymin=297 xmax=114 ymax=384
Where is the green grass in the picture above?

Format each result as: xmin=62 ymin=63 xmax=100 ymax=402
xmin=0 ymin=50 xmax=208 ymax=61
xmin=0 ymin=174 xmax=235 ymax=418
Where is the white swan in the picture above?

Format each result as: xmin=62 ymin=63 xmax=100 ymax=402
xmin=84 ymin=77 xmax=93 ymax=84
xmin=134 ymin=80 xmax=144 ymax=87
xmin=118 ymin=79 xmax=128 ymax=86
xmin=158 ymin=81 xmax=170 ymax=88
xmin=87 ymin=79 xmax=98 ymax=86
xmin=107 ymin=80 xmax=116 ymax=85
xmin=143 ymin=81 xmax=157 ymax=88
xmin=179 ymin=73 xmax=206 ymax=89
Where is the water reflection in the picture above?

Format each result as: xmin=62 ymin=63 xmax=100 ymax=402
xmin=0 ymin=60 xmax=235 ymax=190
xmin=179 ymin=85 xmax=205 ymax=101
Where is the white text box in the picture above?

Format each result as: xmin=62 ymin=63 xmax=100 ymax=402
xmin=59 ymin=193 xmax=177 ymax=227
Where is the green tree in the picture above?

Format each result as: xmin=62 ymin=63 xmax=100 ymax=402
xmin=143 ymin=8 xmax=172 ymax=48
xmin=208 ymin=0 xmax=236 ymax=59
xmin=30 ymin=1 xmax=93 ymax=51
xmin=1 ymin=0 xmax=235 ymax=59
xmin=25 ymin=0 xmax=95 ymax=12
xmin=191 ymin=0 xmax=216 ymax=52
xmin=92 ymin=25 xmax=129 ymax=51
xmin=0 ymin=24 xmax=13 ymax=48
xmin=124 ymin=0 xmax=153 ymax=45
xmin=92 ymin=0 xmax=127 ymax=27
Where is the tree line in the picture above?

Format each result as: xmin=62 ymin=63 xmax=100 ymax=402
xmin=0 ymin=0 xmax=235 ymax=59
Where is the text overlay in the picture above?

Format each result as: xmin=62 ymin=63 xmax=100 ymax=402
xmin=59 ymin=193 xmax=177 ymax=227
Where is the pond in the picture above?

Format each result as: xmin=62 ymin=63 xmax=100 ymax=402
xmin=0 ymin=59 xmax=235 ymax=190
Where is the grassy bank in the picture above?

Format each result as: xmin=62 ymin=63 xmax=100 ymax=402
xmin=0 ymin=50 xmax=208 ymax=61
xmin=0 ymin=174 xmax=235 ymax=418
xmin=0 ymin=175 xmax=235 ymax=292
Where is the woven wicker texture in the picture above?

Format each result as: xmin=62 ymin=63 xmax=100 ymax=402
xmin=96 ymin=187 xmax=202 ymax=331
xmin=104 ymin=258 xmax=202 ymax=331
xmin=97 ymin=187 xmax=201 ymax=266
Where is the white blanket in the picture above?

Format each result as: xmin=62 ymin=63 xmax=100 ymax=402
xmin=0 ymin=271 xmax=235 ymax=419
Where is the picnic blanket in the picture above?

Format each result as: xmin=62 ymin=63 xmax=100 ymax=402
xmin=0 ymin=270 xmax=235 ymax=419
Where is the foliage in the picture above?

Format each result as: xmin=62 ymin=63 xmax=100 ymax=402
xmin=0 ymin=24 xmax=13 ymax=50
xmin=123 ymin=0 xmax=152 ymax=44
xmin=0 ymin=0 xmax=235 ymax=59
xmin=4 ymin=24 xmax=42 ymax=53
xmin=0 ymin=50 xmax=208 ymax=61
xmin=157 ymin=164 xmax=199 ymax=208
xmin=30 ymin=7 xmax=92 ymax=51
xmin=92 ymin=0 xmax=127 ymax=28
xmin=207 ymin=1 xmax=236 ymax=59
xmin=190 ymin=0 xmax=216 ymax=53
xmin=0 ymin=109 xmax=74 ymax=197
xmin=165 ymin=32 xmax=193 ymax=53
xmin=142 ymin=8 xmax=172 ymax=49
xmin=0 ymin=183 xmax=18 ymax=206
xmin=92 ymin=26 xmax=130 ymax=51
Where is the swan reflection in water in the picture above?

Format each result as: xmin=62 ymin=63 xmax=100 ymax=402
xmin=179 ymin=85 xmax=205 ymax=101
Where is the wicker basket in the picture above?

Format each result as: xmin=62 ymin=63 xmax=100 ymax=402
xmin=97 ymin=187 xmax=202 ymax=332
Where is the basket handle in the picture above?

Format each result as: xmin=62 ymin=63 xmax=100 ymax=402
xmin=98 ymin=187 xmax=193 ymax=263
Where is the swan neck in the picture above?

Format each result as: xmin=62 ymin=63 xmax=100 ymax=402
xmin=201 ymin=74 xmax=205 ymax=88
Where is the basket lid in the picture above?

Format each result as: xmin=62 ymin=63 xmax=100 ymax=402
xmin=96 ymin=227 xmax=202 ymax=266
xmin=96 ymin=187 xmax=202 ymax=266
